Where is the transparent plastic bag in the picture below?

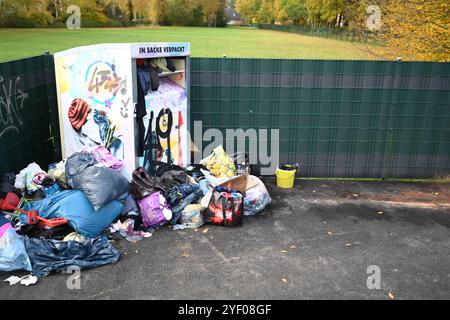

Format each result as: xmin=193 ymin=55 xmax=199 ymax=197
xmin=244 ymin=176 xmax=271 ymax=216
xmin=200 ymin=145 xmax=236 ymax=178
xmin=0 ymin=229 xmax=32 ymax=272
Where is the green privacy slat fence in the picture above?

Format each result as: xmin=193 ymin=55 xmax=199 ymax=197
xmin=253 ymin=24 xmax=371 ymax=43
xmin=190 ymin=58 xmax=450 ymax=179
xmin=0 ymin=54 xmax=60 ymax=176
xmin=1 ymin=56 xmax=449 ymax=179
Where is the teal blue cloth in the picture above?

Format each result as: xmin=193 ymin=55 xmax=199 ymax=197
xmin=21 ymin=190 xmax=123 ymax=238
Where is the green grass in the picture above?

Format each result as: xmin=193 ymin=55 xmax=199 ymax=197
xmin=0 ymin=26 xmax=375 ymax=61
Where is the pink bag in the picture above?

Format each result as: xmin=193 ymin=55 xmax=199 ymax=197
xmin=138 ymin=192 xmax=172 ymax=228
xmin=82 ymin=146 xmax=123 ymax=171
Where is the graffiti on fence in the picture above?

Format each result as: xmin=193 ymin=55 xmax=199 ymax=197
xmin=0 ymin=76 xmax=28 ymax=139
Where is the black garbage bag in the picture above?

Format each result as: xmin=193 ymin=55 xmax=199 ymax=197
xmin=66 ymin=152 xmax=129 ymax=210
xmin=154 ymin=162 xmax=187 ymax=188
xmin=24 ymin=237 xmax=120 ymax=278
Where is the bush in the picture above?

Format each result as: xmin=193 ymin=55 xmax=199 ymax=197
xmin=0 ymin=11 xmax=55 ymax=28
xmin=49 ymin=21 xmax=67 ymax=28
xmin=28 ymin=11 xmax=55 ymax=27
xmin=103 ymin=19 xmax=125 ymax=28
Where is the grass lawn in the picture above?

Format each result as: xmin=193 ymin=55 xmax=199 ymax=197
xmin=0 ymin=26 xmax=375 ymax=61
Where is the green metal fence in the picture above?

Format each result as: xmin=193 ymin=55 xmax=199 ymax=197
xmin=0 ymin=54 xmax=60 ymax=176
xmin=254 ymin=24 xmax=371 ymax=43
xmin=1 ymin=55 xmax=449 ymax=179
xmin=190 ymin=58 xmax=450 ymax=179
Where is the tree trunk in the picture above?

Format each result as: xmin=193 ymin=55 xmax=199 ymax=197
xmin=53 ymin=0 xmax=57 ymax=18
xmin=0 ymin=1 xmax=4 ymax=22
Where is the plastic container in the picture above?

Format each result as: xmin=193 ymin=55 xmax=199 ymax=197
xmin=275 ymin=164 xmax=299 ymax=189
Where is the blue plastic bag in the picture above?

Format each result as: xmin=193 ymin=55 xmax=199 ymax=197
xmin=0 ymin=229 xmax=32 ymax=272
xmin=21 ymin=190 xmax=123 ymax=238
xmin=24 ymin=237 xmax=120 ymax=277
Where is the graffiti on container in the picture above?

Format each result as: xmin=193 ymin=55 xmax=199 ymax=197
xmin=85 ymin=61 xmax=129 ymax=118
xmin=0 ymin=76 xmax=28 ymax=139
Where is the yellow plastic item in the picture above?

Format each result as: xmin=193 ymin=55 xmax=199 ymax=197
xmin=276 ymin=165 xmax=298 ymax=189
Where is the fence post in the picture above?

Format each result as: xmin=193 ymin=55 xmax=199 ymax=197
xmin=43 ymin=52 xmax=62 ymax=164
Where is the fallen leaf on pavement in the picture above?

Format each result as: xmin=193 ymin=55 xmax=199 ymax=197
xmin=388 ymin=292 xmax=395 ymax=300
xmin=182 ymin=252 xmax=190 ymax=258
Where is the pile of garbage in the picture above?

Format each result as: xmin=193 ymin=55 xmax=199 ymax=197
xmin=0 ymin=145 xmax=271 ymax=283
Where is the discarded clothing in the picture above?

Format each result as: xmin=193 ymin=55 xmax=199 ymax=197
xmin=109 ymin=219 xmax=152 ymax=242
xmin=21 ymin=190 xmax=123 ymax=238
xmin=150 ymin=58 xmax=176 ymax=73
xmin=48 ymin=161 xmax=67 ymax=185
xmin=137 ymin=67 xmax=151 ymax=94
xmin=0 ymin=214 xmax=11 ymax=227
xmin=82 ymin=146 xmax=123 ymax=171
xmin=66 ymin=152 xmax=129 ymax=210
xmin=1 ymin=173 xmax=17 ymax=195
xmin=17 ymin=223 xmax=75 ymax=241
xmin=41 ymin=182 xmax=62 ymax=197
xmin=166 ymin=183 xmax=200 ymax=208
xmin=24 ymin=237 xmax=120 ymax=277
xmin=0 ymin=229 xmax=32 ymax=272
xmin=0 ymin=222 xmax=12 ymax=238
xmin=169 ymin=185 xmax=203 ymax=225
xmin=14 ymin=163 xmax=47 ymax=192
xmin=156 ymin=163 xmax=188 ymax=188
xmin=136 ymin=74 xmax=148 ymax=157
xmin=198 ymin=179 xmax=212 ymax=196
xmin=121 ymin=194 xmax=139 ymax=216
xmin=186 ymin=164 xmax=209 ymax=182
xmin=4 ymin=274 xmax=38 ymax=286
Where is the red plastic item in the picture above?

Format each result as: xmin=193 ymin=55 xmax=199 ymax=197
xmin=0 ymin=192 xmax=20 ymax=211
xmin=14 ymin=208 xmax=68 ymax=228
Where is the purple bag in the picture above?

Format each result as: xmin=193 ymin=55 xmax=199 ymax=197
xmin=138 ymin=192 xmax=172 ymax=228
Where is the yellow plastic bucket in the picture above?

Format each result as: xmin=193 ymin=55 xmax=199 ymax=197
xmin=276 ymin=165 xmax=299 ymax=189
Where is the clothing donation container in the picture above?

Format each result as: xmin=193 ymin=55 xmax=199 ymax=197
xmin=54 ymin=43 xmax=191 ymax=180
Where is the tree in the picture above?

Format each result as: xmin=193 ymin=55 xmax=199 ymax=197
xmin=381 ymin=0 xmax=449 ymax=61
xmin=127 ymin=0 xmax=133 ymax=21
xmin=257 ymin=0 xmax=275 ymax=24
xmin=278 ymin=0 xmax=308 ymax=24
xmin=235 ymin=0 xmax=261 ymax=23
xmin=320 ymin=0 xmax=346 ymax=27
xmin=201 ymin=0 xmax=219 ymax=26
xmin=352 ymin=0 xmax=449 ymax=62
